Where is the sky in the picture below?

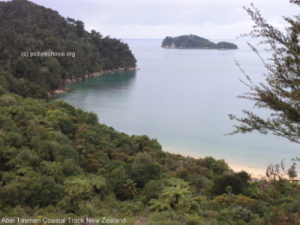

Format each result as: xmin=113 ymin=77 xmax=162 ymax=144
xmin=8 ymin=0 xmax=300 ymax=39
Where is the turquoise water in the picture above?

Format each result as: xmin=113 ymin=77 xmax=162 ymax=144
xmin=56 ymin=39 xmax=299 ymax=170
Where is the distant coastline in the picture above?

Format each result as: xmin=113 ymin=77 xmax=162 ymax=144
xmin=162 ymin=46 xmax=237 ymax=50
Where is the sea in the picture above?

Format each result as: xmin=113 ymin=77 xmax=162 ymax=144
xmin=55 ymin=39 xmax=299 ymax=171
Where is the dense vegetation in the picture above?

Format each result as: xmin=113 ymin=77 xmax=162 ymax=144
xmin=0 ymin=1 xmax=299 ymax=224
xmin=0 ymin=87 xmax=300 ymax=224
xmin=161 ymin=35 xmax=238 ymax=49
xmin=0 ymin=0 xmax=136 ymax=99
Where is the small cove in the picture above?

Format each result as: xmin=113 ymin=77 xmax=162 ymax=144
xmin=55 ymin=39 xmax=299 ymax=171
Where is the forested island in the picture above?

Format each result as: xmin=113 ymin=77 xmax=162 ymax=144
xmin=0 ymin=0 xmax=299 ymax=224
xmin=162 ymin=35 xmax=238 ymax=49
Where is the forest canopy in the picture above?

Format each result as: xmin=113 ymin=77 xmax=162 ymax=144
xmin=1 ymin=86 xmax=299 ymax=224
xmin=0 ymin=0 xmax=137 ymax=99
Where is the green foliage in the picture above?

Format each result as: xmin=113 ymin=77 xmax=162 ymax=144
xmin=64 ymin=178 xmax=93 ymax=197
xmin=203 ymin=157 xmax=230 ymax=175
xmin=142 ymin=179 xmax=167 ymax=203
xmin=228 ymin=3 xmax=300 ymax=144
xmin=149 ymin=178 xmax=193 ymax=212
xmin=46 ymin=109 xmax=74 ymax=134
xmin=0 ymin=171 xmax=62 ymax=208
xmin=288 ymin=162 xmax=297 ymax=179
xmin=0 ymin=89 xmax=299 ymax=222
xmin=0 ymin=0 xmax=136 ymax=99
xmin=147 ymin=211 xmax=185 ymax=224
xmin=124 ymin=179 xmax=138 ymax=199
xmin=101 ymin=164 xmax=130 ymax=200
xmin=212 ymin=171 xmax=251 ymax=195
xmin=0 ymin=3 xmax=300 ymax=221
xmin=0 ymin=85 xmax=7 ymax=95
xmin=131 ymin=152 xmax=161 ymax=188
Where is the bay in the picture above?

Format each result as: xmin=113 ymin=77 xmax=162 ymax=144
xmin=56 ymin=39 xmax=299 ymax=170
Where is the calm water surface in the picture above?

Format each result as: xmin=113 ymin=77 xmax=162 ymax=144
xmin=56 ymin=39 xmax=299 ymax=169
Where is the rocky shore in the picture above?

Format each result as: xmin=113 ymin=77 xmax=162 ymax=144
xmin=49 ymin=67 xmax=137 ymax=97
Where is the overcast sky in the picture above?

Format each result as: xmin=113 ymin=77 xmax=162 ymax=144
xmin=15 ymin=0 xmax=300 ymax=39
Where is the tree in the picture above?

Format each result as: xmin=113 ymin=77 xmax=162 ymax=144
xmin=162 ymin=184 xmax=192 ymax=208
xmin=75 ymin=20 xmax=85 ymax=37
xmin=64 ymin=178 xmax=92 ymax=197
xmin=161 ymin=36 xmax=173 ymax=47
xmin=63 ymin=176 xmax=105 ymax=212
xmin=13 ymin=58 xmax=26 ymax=78
xmin=149 ymin=178 xmax=192 ymax=211
xmin=228 ymin=3 xmax=300 ymax=144
xmin=212 ymin=171 xmax=251 ymax=195
xmin=131 ymin=152 xmax=161 ymax=188
xmin=123 ymin=179 xmax=138 ymax=199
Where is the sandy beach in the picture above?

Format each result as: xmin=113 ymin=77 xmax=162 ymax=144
xmin=164 ymin=148 xmax=267 ymax=180
xmin=229 ymin=163 xmax=266 ymax=180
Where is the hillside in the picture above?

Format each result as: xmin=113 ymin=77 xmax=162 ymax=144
xmin=0 ymin=1 xmax=299 ymax=224
xmin=0 ymin=0 xmax=136 ymax=99
xmin=162 ymin=35 xmax=238 ymax=49
xmin=0 ymin=86 xmax=299 ymax=223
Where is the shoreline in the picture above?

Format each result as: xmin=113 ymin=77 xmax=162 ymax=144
xmin=229 ymin=163 xmax=266 ymax=180
xmin=49 ymin=67 xmax=138 ymax=97
xmin=164 ymin=148 xmax=266 ymax=180
xmin=165 ymin=147 xmax=299 ymax=180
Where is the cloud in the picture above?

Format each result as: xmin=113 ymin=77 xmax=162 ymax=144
xmin=28 ymin=0 xmax=300 ymax=39
xmin=88 ymin=20 xmax=255 ymax=40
